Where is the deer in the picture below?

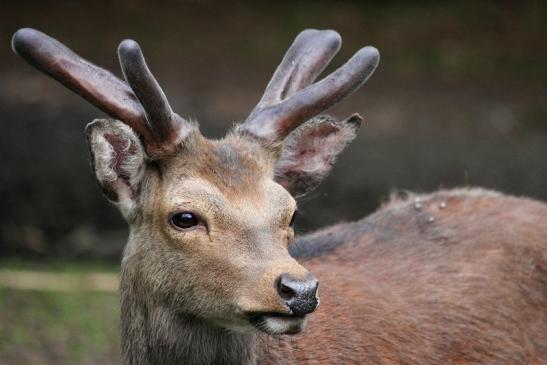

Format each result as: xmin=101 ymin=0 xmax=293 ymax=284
xmin=11 ymin=27 xmax=547 ymax=365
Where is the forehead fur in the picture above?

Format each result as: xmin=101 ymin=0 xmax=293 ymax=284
xmin=160 ymin=131 xmax=278 ymax=197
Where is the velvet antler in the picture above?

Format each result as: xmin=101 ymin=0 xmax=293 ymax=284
xmin=11 ymin=28 xmax=192 ymax=158
xmin=238 ymin=29 xmax=379 ymax=142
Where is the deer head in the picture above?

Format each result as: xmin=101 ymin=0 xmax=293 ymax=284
xmin=12 ymin=28 xmax=379 ymax=335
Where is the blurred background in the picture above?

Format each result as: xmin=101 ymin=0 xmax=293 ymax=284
xmin=1 ymin=0 xmax=546 ymax=363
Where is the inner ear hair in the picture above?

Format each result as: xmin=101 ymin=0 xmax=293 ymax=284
xmin=274 ymin=114 xmax=362 ymax=197
xmin=86 ymin=119 xmax=146 ymax=217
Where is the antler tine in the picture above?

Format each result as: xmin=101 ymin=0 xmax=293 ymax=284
xmin=11 ymin=28 xmax=152 ymax=142
xmin=255 ymin=29 xmax=341 ymax=108
xmin=118 ymin=40 xmax=191 ymax=149
xmin=240 ymin=31 xmax=380 ymax=143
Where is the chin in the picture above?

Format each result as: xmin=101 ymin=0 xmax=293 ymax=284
xmin=249 ymin=313 xmax=309 ymax=335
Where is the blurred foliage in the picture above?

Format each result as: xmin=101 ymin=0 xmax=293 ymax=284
xmin=0 ymin=0 xmax=546 ymax=258
xmin=0 ymin=258 xmax=118 ymax=273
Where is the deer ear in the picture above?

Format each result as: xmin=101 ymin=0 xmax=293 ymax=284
xmin=85 ymin=119 xmax=146 ymax=217
xmin=274 ymin=114 xmax=362 ymax=197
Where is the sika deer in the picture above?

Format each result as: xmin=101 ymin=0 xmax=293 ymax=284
xmin=12 ymin=28 xmax=547 ymax=365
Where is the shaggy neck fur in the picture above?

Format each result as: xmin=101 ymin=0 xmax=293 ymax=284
xmin=120 ymin=275 xmax=260 ymax=365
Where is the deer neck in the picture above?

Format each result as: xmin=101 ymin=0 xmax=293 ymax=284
xmin=120 ymin=275 xmax=260 ymax=365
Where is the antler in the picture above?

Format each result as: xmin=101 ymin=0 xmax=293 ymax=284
xmin=238 ymin=29 xmax=379 ymax=142
xmin=11 ymin=28 xmax=192 ymax=158
xmin=118 ymin=40 xmax=188 ymax=146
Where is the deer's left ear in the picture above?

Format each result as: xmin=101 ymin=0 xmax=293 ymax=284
xmin=274 ymin=114 xmax=362 ymax=197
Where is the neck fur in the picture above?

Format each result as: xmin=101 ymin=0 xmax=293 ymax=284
xmin=120 ymin=285 xmax=260 ymax=365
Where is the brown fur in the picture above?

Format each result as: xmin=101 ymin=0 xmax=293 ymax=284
xmin=18 ymin=27 xmax=544 ymax=364
xmin=106 ymin=118 xmax=547 ymax=364
xmin=274 ymin=189 xmax=547 ymax=364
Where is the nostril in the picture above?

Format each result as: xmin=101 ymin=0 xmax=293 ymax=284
xmin=311 ymin=280 xmax=319 ymax=298
xmin=277 ymin=274 xmax=297 ymax=300
xmin=279 ymin=283 xmax=295 ymax=299
xmin=276 ymin=274 xmax=320 ymax=315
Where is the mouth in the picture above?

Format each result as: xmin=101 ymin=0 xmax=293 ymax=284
xmin=247 ymin=312 xmax=308 ymax=335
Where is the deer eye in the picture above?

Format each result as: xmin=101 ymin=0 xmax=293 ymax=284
xmin=289 ymin=210 xmax=298 ymax=227
xmin=170 ymin=212 xmax=199 ymax=230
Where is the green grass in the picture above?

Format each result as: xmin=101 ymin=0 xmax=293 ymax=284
xmin=0 ymin=260 xmax=121 ymax=365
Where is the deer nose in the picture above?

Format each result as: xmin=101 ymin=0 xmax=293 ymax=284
xmin=277 ymin=274 xmax=319 ymax=315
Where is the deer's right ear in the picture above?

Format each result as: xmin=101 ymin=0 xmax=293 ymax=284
xmin=85 ymin=119 xmax=146 ymax=217
xmin=274 ymin=114 xmax=362 ymax=197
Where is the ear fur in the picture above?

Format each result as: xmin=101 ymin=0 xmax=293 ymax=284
xmin=274 ymin=114 xmax=362 ymax=197
xmin=85 ymin=119 xmax=146 ymax=218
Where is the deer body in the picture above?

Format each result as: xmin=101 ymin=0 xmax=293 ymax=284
xmin=120 ymin=188 xmax=547 ymax=364
xmin=287 ymin=189 xmax=547 ymax=364
xmin=12 ymin=28 xmax=547 ymax=364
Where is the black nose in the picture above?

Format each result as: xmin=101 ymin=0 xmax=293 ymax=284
xmin=277 ymin=274 xmax=319 ymax=315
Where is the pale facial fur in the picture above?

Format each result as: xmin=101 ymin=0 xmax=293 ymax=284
xmin=117 ymin=132 xmax=312 ymax=334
